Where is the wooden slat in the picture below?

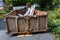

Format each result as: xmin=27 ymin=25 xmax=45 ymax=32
xmin=15 ymin=16 xmax=18 ymax=33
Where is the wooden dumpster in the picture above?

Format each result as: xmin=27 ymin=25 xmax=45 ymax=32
xmin=4 ymin=10 xmax=48 ymax=35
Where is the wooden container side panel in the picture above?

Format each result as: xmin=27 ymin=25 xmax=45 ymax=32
xmin=17 ymin=18 xmax=26 ymax=32
xmin=5 ymin=15 xmax=48 ymax=34
xmin=6 ymin=17 xmax=17 ymax=33
xmin=39 ymin=16 xmax=47 ymax=31
xmin=29 ymin=17 xmax=38 ymax=32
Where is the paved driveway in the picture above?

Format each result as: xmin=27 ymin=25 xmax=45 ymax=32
xmin=0 ymin=18 xmax=5 ymax=30
xmin=0 ymin=18 xmax=56 ymax=40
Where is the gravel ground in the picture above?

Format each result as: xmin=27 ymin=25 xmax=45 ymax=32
xmin=0 ymin=18 xmax=56 ymax=40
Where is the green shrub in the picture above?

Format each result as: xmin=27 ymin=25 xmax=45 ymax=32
xmin=54 ymin=26 xmax=60 ymax=33
xmin=5 ymin=9 xmax=11 ymax=13
xmin=48 ymin=8 xmax=60 ymax=32
xmin=53 ymin=0 xmax=60 ymax=5
xmin=48 ymin=20 xmax=58 ymax=32
xmin=0 ymin=9 xmax=11 ymax=15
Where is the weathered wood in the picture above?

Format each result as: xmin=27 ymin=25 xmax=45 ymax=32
xmin=15 ymin=16 xmax=18 ymax=33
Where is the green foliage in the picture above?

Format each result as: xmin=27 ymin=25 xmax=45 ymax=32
xmin=4 ymin=0 xmax=60 ymax=10
xmin=48 ymin=8 xmax=60 ymax=40
xmin=39 ymin=0 xmax=53 ymax=10
xmin=48 ymin=20 xmax=57 ymax=32
xmin=54 ymin=26 xmax=60 ymax=33
xmin=48 ymin=8 xmax=60 ymax=19
xmin=56 ymin=34 xmax=60 ymax=40
xmin=0 ymin=9 xmax=11 ymax=14
xmin=12 ymin=0 xmax=40 ymax=6
xmin=12 ymin=0 xmax=26 ymax=6
xmin=0 ymin=9 xmax=11 ymax=18
xmin=5 ymin=9 xmax=11 ymax=13
xmin=4 ymin=0 xmax=12 ymax=3
xmin=48 ymin=8 xmax=60 ymax=34
xmin=48 ymin=19 xmax=60 ymax=32
xmin=53 ymin=0 xmax=60 ymax=5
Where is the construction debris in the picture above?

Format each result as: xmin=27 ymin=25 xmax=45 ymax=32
xmin=13 ymin=3 xmax=39 ymax=16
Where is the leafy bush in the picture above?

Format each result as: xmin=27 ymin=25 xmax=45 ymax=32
xmin=0 ymin=9 xmax=11 ymax=15
xmin=4 ymin=0 xmax=60 ymax=10
xmin=48 ymin=20 xmax=58 ymax=32
xmin=53 ymin=0 xmax=60 ymax=5
xmin=54 ymin=26 xmax=60 ymax=33
xmin=12 ymin=0 xmax=40 ymax=6
xmin=48 ymin=8 xmax=60 ymax=34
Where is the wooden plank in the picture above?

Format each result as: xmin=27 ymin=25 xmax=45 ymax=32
xmin=15 ymin=16 xmax=18 ymax=33
xmin=25 ymin=16 xmax=29 ymax=33
xmin=37 ymin=16 xmax=39 ymax=31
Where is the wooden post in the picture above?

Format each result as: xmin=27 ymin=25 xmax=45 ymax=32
xmin=15 ymin=16 xmax=18 ymax=33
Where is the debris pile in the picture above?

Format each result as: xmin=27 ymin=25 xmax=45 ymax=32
xmin=13 ymin=3 xmax=39 ymax=17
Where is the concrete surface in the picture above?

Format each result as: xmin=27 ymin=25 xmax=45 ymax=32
xmin=0 ymin=18 xmax=56 ymax=40
xmin=0 ymin=18 xmax=5 ymax=30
